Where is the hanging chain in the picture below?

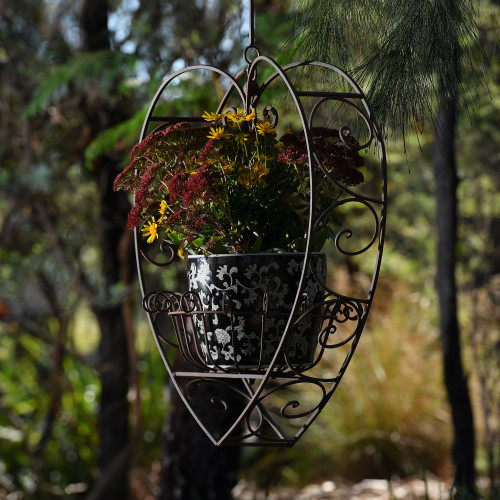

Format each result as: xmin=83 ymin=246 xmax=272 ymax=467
xmin=244 ymin=0 xmax=260 ymax=64
xmin=249 ymin=0 xmax=255 ymax=47
xmin=244 ymin=0 xmax=261 ymax=111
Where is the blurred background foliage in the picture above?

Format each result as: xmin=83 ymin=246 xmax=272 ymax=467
xmin=0 ymin=0 xmax=499 ymax=498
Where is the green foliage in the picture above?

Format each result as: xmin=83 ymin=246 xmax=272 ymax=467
xmin=133 ymin=327 xmax=171 ymax=465
xmin=85 ymin=106 xmax=148 ymax=168
xmin=253 ymin=6 xmax=296 ymax=65
xmin=22 ymin=51 xmax=137 ymax=119
xmin=0 ymin=308 xmax=170 ymax=497
xmin=0 ymin=325 xmax=100 ymax=496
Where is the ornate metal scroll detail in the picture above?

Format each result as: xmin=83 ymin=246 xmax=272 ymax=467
xmin=139 ymin=239 xmax=176 ymax=267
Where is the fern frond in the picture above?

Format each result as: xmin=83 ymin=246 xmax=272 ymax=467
xmin=22 ymin=51 xmax=137 ymax=119
xmin=84 ymin=106 xmax=148 ymax=168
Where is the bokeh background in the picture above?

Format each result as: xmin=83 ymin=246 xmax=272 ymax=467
xmin=0 ymin=0 xmax=499 ymax=498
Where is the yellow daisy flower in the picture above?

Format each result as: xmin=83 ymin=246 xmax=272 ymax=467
xmin=258 ymin=153 xmax=274 ymax=161
xmin=220 ymin=162 xmax=235 ymax=173
xmin=225 ymin=108 xmax=246 ymax=125
xmin=244 ymin=109 xmax=257 ymax=121
xmin=252 ymin=162 xmax=269 ymax=186
xmin=207 ymin=127 xmax=226 ymax=140
xmin=141 ymin=219 xmax=159 ymax=243
xmin=202 ymin=111 xmax=223 ymax=122
xmin=236 ymin=168 xmax=252 ymax=189
xmin=253 ymin=161 xmax=270 ymax=178
xmin=159 ymin=200 xmax=168 ymax=216
xmin=256 ymin=121 xmax=276 ymax=135
xmin=235 ymin=133 xmax=249 ymax=145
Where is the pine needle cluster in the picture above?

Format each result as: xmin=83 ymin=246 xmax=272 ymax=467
xmin=291 ymin=0 xmax=488 ymax=138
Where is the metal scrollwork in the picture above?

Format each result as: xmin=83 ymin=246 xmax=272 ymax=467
xmin=143 ymin=291 xmax=178 ymax=314
xmin=310 ymin=96 xmax=374 ymax=152
xmin=317 ymin=298 xmax=363 ymax=349
xmin=334 ymin=199 xmax=380 ymax=257
xmin=262 ymin=105 xmax=279 ymax=127
xmin=185 ymin=379 xmax=230 ymax=414
xmin=140 ymin=240 xmax=176 ymax=267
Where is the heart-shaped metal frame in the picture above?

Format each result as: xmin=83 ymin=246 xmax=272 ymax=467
xmin=134 ymin=53 xmax=387 ymax=447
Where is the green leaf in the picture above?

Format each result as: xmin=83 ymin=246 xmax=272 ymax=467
xmin=84 ymin=107 xmax=148 ymax=168
xmin=192 ymin=237 xmax=204 ymax=248
xmin=250 ymin=235 xmax=263 ymax=253
xmin=166 ymin=231 xmax=183 ymax=245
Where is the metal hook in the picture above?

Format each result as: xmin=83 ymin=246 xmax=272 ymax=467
xmin=244 ymin=0 xmax=260 ymax=64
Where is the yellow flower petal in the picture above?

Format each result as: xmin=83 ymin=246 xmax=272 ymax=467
xmin=256 ymin=121 xmax=276 ymax=135
xmin=207 ymin=127 xmax=226 ymax=140
xmin=141 ymin=219 xmax=159 ymax=243
xmin=202 ymin=111 xmax=223 ymax=122
xmin=244 ymin=109 xmax=257 ymax=121
xmin=159 ymin=200 xmax=168 ymax=216
xmin=225 ymin=108 xmax=246 ymax=125
xmin=220 ymin=162 xmax=235 ymax=173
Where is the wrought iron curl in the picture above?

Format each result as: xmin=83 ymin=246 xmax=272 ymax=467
xmin=239 ymin=403 xmax=269 ymax=441
xmin=143 ymin=290 xmax=179 ymax=314
xmin=313 ymin=196 xmax=380 ymax=257
xmin=257 ymin=379 xmax=327 ymax=419
xmin=334 ymin=199 xmax=380 ymax=256
xmin=185 ymin=379 xmax=229 ymax=414
xmin=317 ymin=299 xmax=363 ymax=350
xmin=222 ymin=106 xmax=241 ymax=132
xmin=262 ymin=106 xmax=279 ymax=127
xmin=179 ymin=291 xmax=203 ymax=313
xmin=139 ymin=239 xmax=176 ymax=267
xmin=309 ymin=96 xmax=374 ymax=152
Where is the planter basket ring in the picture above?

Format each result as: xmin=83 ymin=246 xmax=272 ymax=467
xmin=132 ymin=0 xmax=387 ymax=447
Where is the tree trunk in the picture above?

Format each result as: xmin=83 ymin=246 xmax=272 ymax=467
xmin=93 ymin=158 xmax=133 ymax=499
xmin=81 ymin=0 xmax=134 ymax=497
xmin=433 ymin=83 xmax=476 ymax=499
xmin=159 ymin=277 xmax=241 ymax=500
xmin=159 ymin=359 xmax=241 ymax=500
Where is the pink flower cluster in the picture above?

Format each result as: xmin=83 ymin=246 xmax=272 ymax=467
xmin=114 ymin=115 xmax=366 ymax=255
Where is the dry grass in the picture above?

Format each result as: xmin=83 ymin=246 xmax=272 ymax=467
xmin=242 ymin=269 xmax=453 ymax=488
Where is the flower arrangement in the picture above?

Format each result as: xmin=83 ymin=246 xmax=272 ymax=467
xmin=114 ymin=108 xmax=364 ymax=256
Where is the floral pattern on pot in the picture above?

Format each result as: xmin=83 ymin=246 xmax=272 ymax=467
xmin=187 ymin=252 xmax=327 ymax=370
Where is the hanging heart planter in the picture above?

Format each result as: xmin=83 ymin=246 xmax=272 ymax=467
xmin=115 ymin=4 xmax=387 ymax=447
